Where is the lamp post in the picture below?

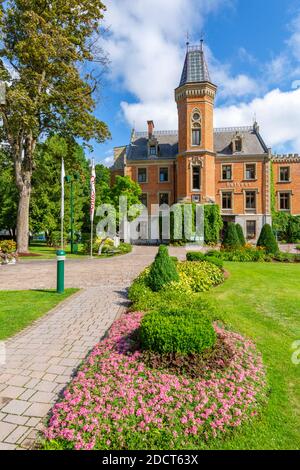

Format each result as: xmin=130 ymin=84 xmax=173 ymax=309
xmin=65 ymin=173 xmax=80 ymax=254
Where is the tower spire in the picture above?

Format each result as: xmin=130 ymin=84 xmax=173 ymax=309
xmin=179 ymin=40 xmax=212 ymax=86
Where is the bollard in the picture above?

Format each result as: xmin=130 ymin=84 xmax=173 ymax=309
xmin=56 ymin=250 xmax=66 ymax=294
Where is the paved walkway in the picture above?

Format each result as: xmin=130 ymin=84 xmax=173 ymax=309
xmin=0 ymin=246 xmax=181 ymax=449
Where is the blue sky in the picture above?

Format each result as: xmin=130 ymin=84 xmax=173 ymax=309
xmin=89 ymin=0 xmax=300 ymax=165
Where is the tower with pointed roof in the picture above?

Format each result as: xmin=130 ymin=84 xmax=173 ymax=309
xmin=175 ymin=41 xmax=217 ymax=203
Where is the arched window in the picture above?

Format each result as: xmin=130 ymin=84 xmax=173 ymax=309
xmin=191 ymin=110 xmax=202 ymax=146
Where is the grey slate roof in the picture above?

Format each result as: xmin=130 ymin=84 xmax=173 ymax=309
xmin=179 ymin=44 xmax=211 ymax=86
xmin=111 ymin=126 xmax=269 ymax=170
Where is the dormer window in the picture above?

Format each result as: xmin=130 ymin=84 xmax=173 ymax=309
xmin=232 ymin=134 xmax=243 ymax=153
xmin=149 ymin=146 xmax=157 ymax=156
xmin=191 ymin=109 xmax=202 ymax=146
xmin=235 ymin=138 xmax=242 ymax=152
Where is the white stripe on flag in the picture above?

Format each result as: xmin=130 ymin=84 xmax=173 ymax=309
xmin=61 ymin=158 xmax=65 ymax=219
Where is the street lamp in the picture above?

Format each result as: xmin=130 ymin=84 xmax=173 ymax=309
xmin=65 ymin=173 xmax=80 ymax=254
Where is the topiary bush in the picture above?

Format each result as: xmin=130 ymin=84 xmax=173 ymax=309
xmin=147 ymin=245 xmax=179 ymax=292
xmin=257 ymin=224 xmax=279 ymax=254
xmin=235 ymin=224 xmax=246 ymax=246
xmin=222 ymin=223 xmax=241 ymax=250
xmin=140 ymin=308 xmax=217 ymax=355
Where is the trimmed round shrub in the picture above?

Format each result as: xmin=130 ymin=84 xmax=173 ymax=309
xmin=222 ymin=222 xmax=241 ymax=250
xmin=257 ymin=224 xmax=279 ymax=254
xmin=140 ymin=309 xmax=217 ymax=355
xmin=186 ymin=252 xmax=206 ymax=262
xmin=147 ymin=245 xmax=179 ymax=292
xmin=235 ymin=224 xmax=246 ymax=246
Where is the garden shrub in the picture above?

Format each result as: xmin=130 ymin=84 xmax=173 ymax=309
xmin=257 ymin=224 xmax=279 ymax=254
xmin=147 ymin=245 xmax=179 ymax=292
xmin=221 ymin=246 xmax=268 ymax=262
xmin=206 ymin=249 xmax=223 ymax=259
xmin=128 ymin=268 xmax=220 ymax=321
xmin=171 ymin=261 xmax=224 ymax=293
xmin=236 ymin=224 xmax=246 ymax=246
xmin=0 ymin=239 xmax=17 ymax=253
xmin=140 ymin=309 xmax=216 ymax=355
xmin=47 ymin=231 xmax=68 ymax=248
xmin=207 ymin=256 xmax=224 ymax=269
xmin=186 ymin=251 xmax=224 ymax=269
xmin=222 ymin=223 xmax=241 ymax=250
xmin=186 ymin=252 xmax=206 ymax=262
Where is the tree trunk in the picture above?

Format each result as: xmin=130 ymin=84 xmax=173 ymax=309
xmin=16 ymin=185 xmax=31 ymax=253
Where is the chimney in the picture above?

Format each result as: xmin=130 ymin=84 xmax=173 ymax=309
xmin=147 ymin=120 xmax=154 ymax=139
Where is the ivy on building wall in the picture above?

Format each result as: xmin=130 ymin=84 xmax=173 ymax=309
xmin=204 ymin=204 xmax=223 ymax=245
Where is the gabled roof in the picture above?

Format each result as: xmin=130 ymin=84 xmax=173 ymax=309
xmin=179 ymin=43 xmax=211 ymax=87
xmin=110 ymin=126 xmax=269 ymax=170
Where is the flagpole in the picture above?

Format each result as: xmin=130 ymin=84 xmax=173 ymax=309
xmin=90 ymin=158 xmax=96 ymax=259
xmin=90 ymin=219 xmax=93 ymax=259
xmin=61 ymin=158 xmax=65 ymax=251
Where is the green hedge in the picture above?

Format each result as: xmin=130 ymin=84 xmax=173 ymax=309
xmin=140 ymin=308 xmax=216 ymax=355
xmin=186 ymin=251 xmax=224 ymax=269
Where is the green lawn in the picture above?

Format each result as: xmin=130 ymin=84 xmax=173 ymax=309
xmin=21 ymin=242 xmax=131 ymax=261
xmin=24 ymin=242 xmax=87 ymax=260
xmin=202 ymin=262 xmax=300 ymax=450
xmin=0 ymin=289 xmax=78 ymax=340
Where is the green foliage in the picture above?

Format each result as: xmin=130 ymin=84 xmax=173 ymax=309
xmin=140 ymin=309 xmax=216 ymax=355
xmin=0 ymin=150 xmax=17 ymax=235
xmin=235 ymin=224 xmax=246 ymax=246
xmin=204 ymin=204 xmax=223 ymax=245
xmin=222 ymin=223 xmax=241 ymax=250
xmin=128 ymin=268 xmax=220 ymax=322
xmin=147 ymin=245 xmax=179 ymax=292
xmin=257 ymin=224 xmax=279 ymax=254
xmin=186 ymin=252 xmax=206 ymax=262
xmin=206 ymin=256 xmax=224 ymax=269
xmin=47 ymin=232 xmax=68 ymax=248
xmin=221 ymin=247 xmax=269 ymax=262
xmin=0 ymin=240 xmax=17 ymax=253
xmin=173 ymin=261 xmax=224 ymax=293
xmin=186 ymin=251 xmax=224 ymax=269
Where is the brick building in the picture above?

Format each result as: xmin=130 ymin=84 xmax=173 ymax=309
xmin=111 ymin=42 xmax=299 ymax=241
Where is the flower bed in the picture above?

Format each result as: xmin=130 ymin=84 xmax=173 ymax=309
xmin=43 ymin=311 xmax=267 ymax=450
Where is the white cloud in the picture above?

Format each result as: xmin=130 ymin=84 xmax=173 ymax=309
xmin=288 ymin=12 xmax=300 ymax=62
xmin=103 ymin=0 xmax=239 ymax=130
xmin=215 ymin=88 xmax=300 ymax=153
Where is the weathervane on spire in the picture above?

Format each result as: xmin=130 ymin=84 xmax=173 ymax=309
xmin=186 ymin=31 xmax=190 ymax=50
xmin=200 ymin=31 xmax=205 ymax=51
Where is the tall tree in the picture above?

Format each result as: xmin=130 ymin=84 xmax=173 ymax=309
xmin=30 ymin=135 xmax=90 ymax=239
xmin=0 ymin=1 xmax=110 ymax=252
xmin=0 ymin=147 xmax=18 ymax=237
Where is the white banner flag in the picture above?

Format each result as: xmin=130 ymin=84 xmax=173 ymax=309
xmin=90 ymin=159 xmax=96 ymax=223
xmin=61 ymin=158 xmax=65 ymax=220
